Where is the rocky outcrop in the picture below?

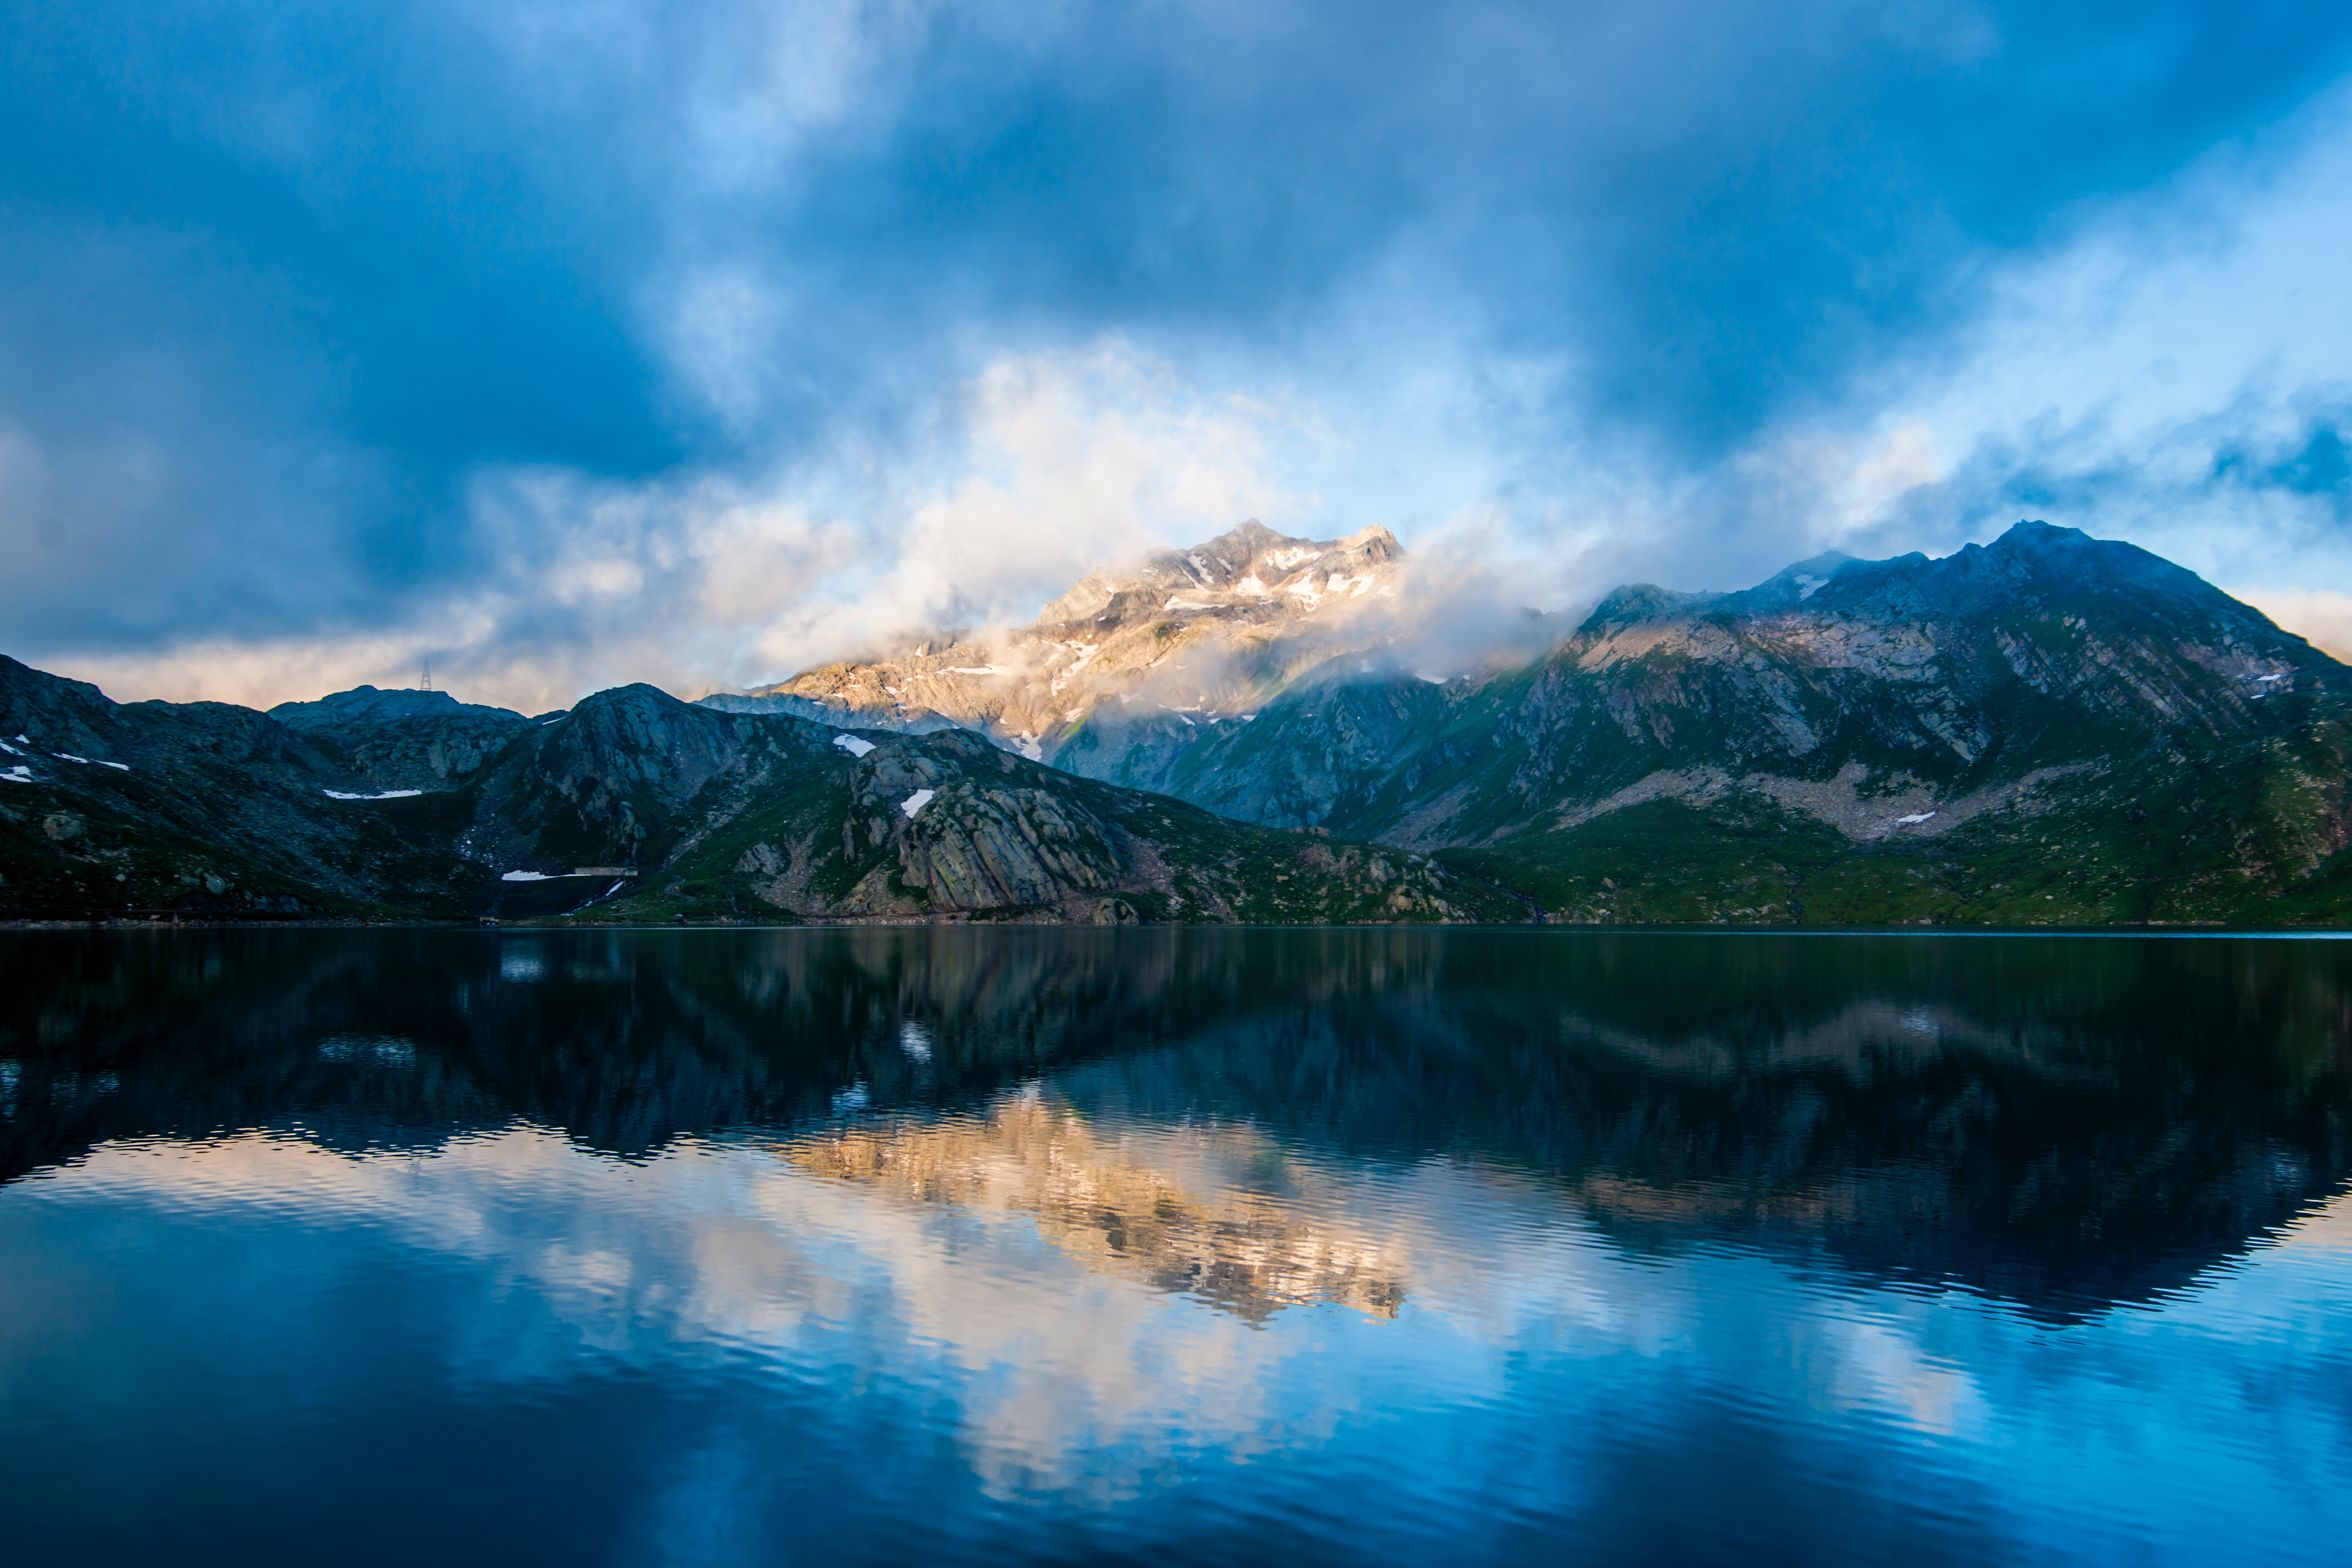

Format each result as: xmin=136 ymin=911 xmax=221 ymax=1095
xmin=820 ymin=732 xmax=1128 ymax=914
xmin=656 ymin=719 xmax=1524 ymax=925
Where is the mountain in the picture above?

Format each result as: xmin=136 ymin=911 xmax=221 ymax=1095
xmin=727 ymin=518 xmax=2352 ymax=924
xmin=12 ymin=519 xmax=2352 ymax=926
xmin=702 ymin=518 xmax=1407 ymax=759
xmin=267 ymin=684 xmax=540 ymax=794
xmin=0 ymin=658 xmax=1519 ymax=924
xmin=1133 ymin=522 xmax=2352 ymax=923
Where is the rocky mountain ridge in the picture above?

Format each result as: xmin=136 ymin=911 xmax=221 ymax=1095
xmin=11 ymin=520 xmax=2352 ymax=925
xmin=1115 ymin=521 xmax=2352 ymax=922
xmin=718 ymin=517 xmax=2352 ymax=923
xmin=706 ymin=518 xmax=1407 ymax=760
xmin=0 ymin=656 xmax=1513 ymax=924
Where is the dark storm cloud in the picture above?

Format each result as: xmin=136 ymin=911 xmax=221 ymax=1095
xmin=3 ymin=0 xmax=2349 ymax=662
xmin=745 ymin=0 xmax=2352 ymax=449
xmin=2218 ymin=420 xmax=2352 ymax=513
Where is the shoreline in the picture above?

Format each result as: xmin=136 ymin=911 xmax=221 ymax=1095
xmin=2 ymin=914 xmax=2335 ymax=934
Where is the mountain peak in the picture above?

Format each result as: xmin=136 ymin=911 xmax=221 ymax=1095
xmin=733 ymin=516 xmax=1413 ymax=758
xmin=1031 ymin=519 xmax=1405 ymax=628
xmin=1951 ymin=518 xmax=2249 ymax=621
xmin=1578 ymin=583 xmax=1708 ymax=635
xmin=1191 ymin=518 xmax=1296 ymax=567
xmin=1987 ymin=518 xmax=2093 ymax=552
xmin=269 ymin=685 xmax=526 ymax=731
xmin=1723 ymin=550 xmax=1860 ymax=609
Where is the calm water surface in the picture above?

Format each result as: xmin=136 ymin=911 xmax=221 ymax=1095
xmin=2 ymin=928 xmax=2348 ymax=1564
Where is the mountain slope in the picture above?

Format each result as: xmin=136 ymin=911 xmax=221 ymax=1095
xmin=0 ymin=656 xmax=490 ymax=915
xmin=0 ymin=659 xmax=1517 ymax=924
xmin=702 ymin=519 xmax=1407 ymax=759
xmin=748 ymin=516 xmax=2352 ymax=924
xmin=13 ymin=520 xmax=2352 ymax=926
xmin=268 ymin=685 xmax=540 ymax=793
xmin=1113 ymin=521 xmax=2352 ymax=922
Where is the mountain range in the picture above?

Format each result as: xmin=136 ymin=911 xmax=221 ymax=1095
xmin=6 ymin=519 xmax=2350 ymax=925
xmin=0 ymin=657 xmax=1510 ymax=926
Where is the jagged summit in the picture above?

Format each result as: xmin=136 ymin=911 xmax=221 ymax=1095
xmin=711 ymin=518 xmax=1412 ymax=758
xmin=1035 ymin=520 xmax=1403 ymax=626
xmin=1720 ymin=550 xmax=1858 ymax=611
xmin=1577 ymin=583 xmax=1710 ymax=636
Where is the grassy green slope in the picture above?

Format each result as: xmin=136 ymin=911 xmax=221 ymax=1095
xmin=1445 ymin=708 xmax=2352 ymax=925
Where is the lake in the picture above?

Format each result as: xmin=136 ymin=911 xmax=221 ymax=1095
xmin=2 ymin=927 xmax=2347 ymax=1564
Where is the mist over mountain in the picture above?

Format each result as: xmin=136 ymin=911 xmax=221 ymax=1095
xmin=7 ymin=520 xmax=2352 ymax=926
xmin=702 ymin=519 xmax=1426 ymax=760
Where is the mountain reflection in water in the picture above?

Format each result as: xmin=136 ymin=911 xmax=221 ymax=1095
xmin=779 ymin=1098 xmax=1411 ymax=1321
xmin=1 ymin=928 xmax=2348 ymax=1565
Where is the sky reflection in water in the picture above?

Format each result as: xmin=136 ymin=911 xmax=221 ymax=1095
xmin=1 ymin=928 xmax=2348 ymax=1565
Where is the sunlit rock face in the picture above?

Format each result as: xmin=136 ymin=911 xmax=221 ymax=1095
xmin=705 ymin=521 xmax=1408 ymax=764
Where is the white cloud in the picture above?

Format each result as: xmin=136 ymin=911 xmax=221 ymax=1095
xmin=31 ymin=74 xmax=2352 ymax=712
xmin=1802 ymin=80 xmax=2352 ymax=585
xmin=1435 ymin=79 xmax=2352 ymax=607
xmin=731 ymin=339 xmax=1327 ymax=680
xmin=44 ymin=340 xmax=1326 ymax=711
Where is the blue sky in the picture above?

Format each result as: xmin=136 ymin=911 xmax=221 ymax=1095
xmin=6 ymin=0 xmax=2352 ymax=709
